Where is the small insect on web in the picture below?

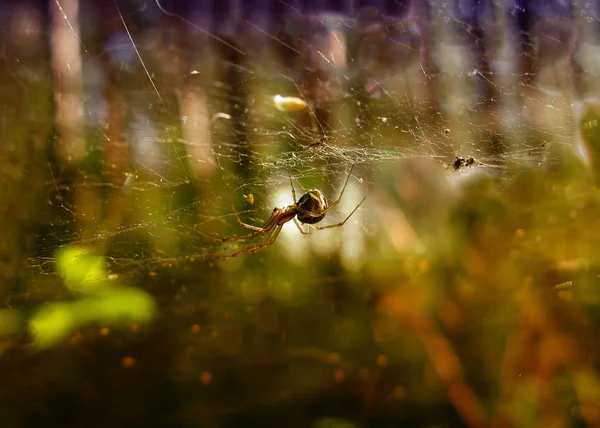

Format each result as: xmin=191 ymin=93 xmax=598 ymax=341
xmin=219 ymin=165 xmax=366 ymax=258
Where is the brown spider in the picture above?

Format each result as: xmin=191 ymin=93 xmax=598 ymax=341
xmin=220 ymin=165 xmax=366 ymax=258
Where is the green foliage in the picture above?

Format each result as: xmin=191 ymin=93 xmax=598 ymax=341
xmin=55 ymin=245 xmax=110 ymax=295
xmin=26 ymin=245 xmax=158 ymax=350
xmin=28 ymin=287 xmax=157 ymax=350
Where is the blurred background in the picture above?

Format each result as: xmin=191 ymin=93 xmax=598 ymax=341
xmin=2 ymin=0 xmax=600 ymax=426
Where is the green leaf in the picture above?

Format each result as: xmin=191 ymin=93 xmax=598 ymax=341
xmin=55 ymin=246 xmax=111 ymax=295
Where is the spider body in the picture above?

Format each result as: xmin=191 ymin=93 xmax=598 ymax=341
xmin=272 ymin=207 xmax=296 ymax=225
xmin=220 ymin=166 xmax=365 ymax=257
xmin=296 ymin=189 xmax=327 ymax=224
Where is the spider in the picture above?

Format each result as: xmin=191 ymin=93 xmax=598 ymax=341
xmin=220 ymin=165 xmax=366 ymax=258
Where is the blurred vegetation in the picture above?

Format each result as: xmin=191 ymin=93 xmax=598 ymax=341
xmin=1 ymin=1 xmax=600 ymax=427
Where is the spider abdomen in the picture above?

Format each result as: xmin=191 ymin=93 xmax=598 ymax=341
xmin=296 ymin=189 xmax=328 ymax=224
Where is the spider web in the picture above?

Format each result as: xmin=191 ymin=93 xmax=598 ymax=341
xmin=19 ymin=0 xmax=583 ymax=278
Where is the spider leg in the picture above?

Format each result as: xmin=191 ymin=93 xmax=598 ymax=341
xmin=293 ymin=218 xmax=310 ymax=235
xmin=182 ymin=224 xmax=222 ymax=241
xmin=289 ymin=171 xmax=297 ymax=204
xmin=228 ymin=224 xmax=283 ymax=257
xmin=320 ymin=164 xmax=355 ymax=215
xmin=222 ymin=227 xmax=268 ymax=242
xmin=230 ymin=202 xmax=265 ymax=232
xmin=310 ymin=196 xmax=366 ymax=231
xmin=223 ymin=204 xmax=281 ymax=242
xmin=219 ymin=228 xmax=274 ymax=258
xmin=248 ymin=224 xmax=284 ymax=254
